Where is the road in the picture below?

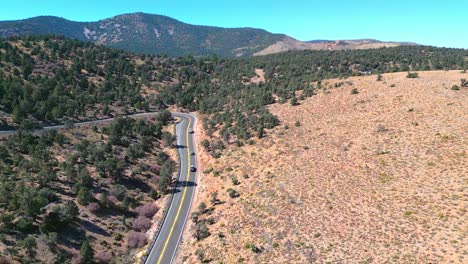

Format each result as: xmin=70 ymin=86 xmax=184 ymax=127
xmin=145 ymin=112 xmax=197 ymax=264
xmin=0 ymin=112 xmax=167 ymax=136
xmin=0 ymin=111 xmax=199 ymax=263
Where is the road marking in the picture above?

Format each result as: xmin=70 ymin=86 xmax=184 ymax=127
xmin=157 ymin=116 xmax=191 ymax=264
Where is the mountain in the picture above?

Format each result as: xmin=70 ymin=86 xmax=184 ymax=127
xmin=0 ymin=13 xmax=285 ymax=57
xmin=0 ymin=13 xmax=417 ymax=57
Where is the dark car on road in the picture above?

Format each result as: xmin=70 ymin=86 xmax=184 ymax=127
xmin=190 ymin=165 xmax=196 ymax=172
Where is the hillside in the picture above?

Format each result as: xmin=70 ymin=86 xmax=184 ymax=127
xmin=0 ymin=13 xmax=417 ymax=57
xmin=0 ymin=13 xmax=285 ymax=57
xmin=178 ymin=71 xmax=468 ymax=263
xmin=254 ymin=37 xmax=418 ymax=56
xmin=0 ymin=35 xmax=466 ymax=264
xmin=2 ymin=36 xmax=465 ymax=142
xmin=0 ymin=35 xmax=194 ymax=128
xmin=0 ymin=113 xmax=178 ymax=263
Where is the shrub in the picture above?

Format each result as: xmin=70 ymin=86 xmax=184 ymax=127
xmin=406 ymin=72 xmax=419 ymax=78
xmin=205 ymin=217 xmax=216 ymax=225
xmin=195 ymin=248 xmax=205 ymax=261
xmin=80 ymin=240 xmax=94 ymax=264
xmin=19 ymin=235 xmax=37 ymax=256
xmin=197 ymin=202 xmax=207 ymax=214
xmin=126 ymin=231 xmax=147 ymax=248
xmin=350 ymin=88 xmax=359 ymax=94
xmin=245 ymin=243 xmax=261 ymax=253
xmin=290 ymin=97 xmax=299 ymax=106
xmin=210 ymin=192 xmax=219 ymax=205
xmin=376 ymin=74 xmax=383 ymax=81
xmin=77 ymin=187 xmax=92 ymax=205
xmin=295 ymin=121 xmax=301 ymax=127
xmin=226 ymin=188 xmax=240 ymax=198
xmin=201 ymin=139 xmax=210 ymax=149
xmin=135 ymin=202 xmax=158 ymax=218
xmin=193 ymin=222 xmax=210 ymax=240
xmin=132 ymin=216 xmax=152 ymax=232
xmin=231 ymin=176 xmax=240 ymax=185
xmin=451 ymin=85 xmax=460 ymax=90
xmin=461 ymin=78 xmax=468 ymax=87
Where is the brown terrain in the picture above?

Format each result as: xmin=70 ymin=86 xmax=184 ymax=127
xmin=254 ymin=37 xmax=415 ymax=56
xmin=178 ymin=71 xmax=467 ymax=263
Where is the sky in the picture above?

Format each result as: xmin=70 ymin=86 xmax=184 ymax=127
xmin=0 ymin=0 xmax=466 ymax=48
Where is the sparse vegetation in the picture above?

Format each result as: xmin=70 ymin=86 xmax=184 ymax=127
xmin=0 ymin=114 xmax=174 ymax=261
xmin=406 ymin=72 xmax=419 ymax=78
xmin=185 ymin=71 xmax=467 ymax=263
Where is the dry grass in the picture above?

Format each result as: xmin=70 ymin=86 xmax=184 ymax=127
xmin=254 ymin=37 xmax=410 ymax=56
xmin=178 ymin=70 xmax=467 ymax=263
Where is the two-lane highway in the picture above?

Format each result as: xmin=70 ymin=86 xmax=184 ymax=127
xmin=145 ymin=113 xmax=198 ymax=264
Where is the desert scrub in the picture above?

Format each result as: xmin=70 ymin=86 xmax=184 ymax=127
xmin=350 ymin=88 xmax=359 ymax=94
xmin=406 ymin=72 xmax=419 ymax=78
xmin=245 ymin=243 xmax=261 ymax=253
xmin=226 ymin=188 xmax=240 ymax=198
xmin=231 ymin=176 xmax=240 ymax=185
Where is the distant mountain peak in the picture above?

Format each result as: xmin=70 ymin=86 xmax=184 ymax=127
xmin=0 ymin=13 xmax=418 ymax=57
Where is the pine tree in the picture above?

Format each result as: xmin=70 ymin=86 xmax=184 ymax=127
xmin=80 ymin=239 xmax=94 ymax=263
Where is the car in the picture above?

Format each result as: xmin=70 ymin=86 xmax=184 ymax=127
xmin=191 ymin=151 xmax=195 ymax=155
xmin=189 ymin=130 xmax=194 ymax=134
xmin=190 ymin=165 xmax=196 ymax=172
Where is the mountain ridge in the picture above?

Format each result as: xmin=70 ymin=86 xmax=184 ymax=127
xmin=0 ymin=13 xmax=418 ymax=57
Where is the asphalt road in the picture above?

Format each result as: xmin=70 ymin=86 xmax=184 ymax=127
xmin=145 ymin=112 xmax=197 ymax=264
xmin=0 ymin=112 xmax=166 ymax=136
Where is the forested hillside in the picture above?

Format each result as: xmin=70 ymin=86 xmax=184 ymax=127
xmin=0 ymin=35 xmax=187 ymax=129
xmin=159 ymin=46 xmax=468 ymax=154
xmin=0 ymin=35 xmax=467 ymax=263
xmin=1 ymin=36 xmax=467 ymax=150
xmin=0 ymin=113 xmax=176 ymax=263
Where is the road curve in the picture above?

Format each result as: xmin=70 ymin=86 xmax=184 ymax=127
xmin=144 ymin=112 xmax=197 ymax=264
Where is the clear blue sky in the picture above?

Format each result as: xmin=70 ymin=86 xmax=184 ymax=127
xmin=1 ymin=0 xmax=466 ymax=48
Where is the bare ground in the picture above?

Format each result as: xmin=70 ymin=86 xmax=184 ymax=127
xmin=178 ymin=71 xmax=467 ymax=263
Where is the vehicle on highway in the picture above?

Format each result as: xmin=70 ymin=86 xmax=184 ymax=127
xmin=191 ymin=151 xmax=195 ymax=155
xmin=190 ymin=165 xmax=196 ymax=172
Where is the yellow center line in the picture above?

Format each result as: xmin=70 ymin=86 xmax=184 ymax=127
xmin=157 ymin=117 xmax=191 ymax=264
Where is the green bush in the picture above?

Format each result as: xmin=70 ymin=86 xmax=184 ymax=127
xmin=406 ymin=72 xmax=419 ymax=78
